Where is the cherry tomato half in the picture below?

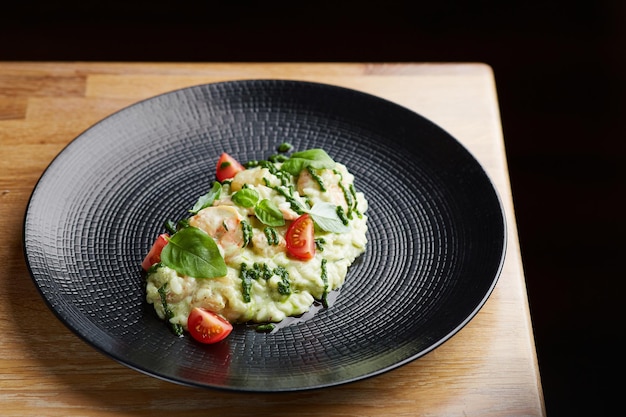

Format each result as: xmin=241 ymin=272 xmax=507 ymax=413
xmin=216 ymin=152 xmax=245 ymax=182
xmin=285 ymin=213 xmax=315 ymax=261
xmin=187 ymin=307 xmax=233 ymax=344
xmin=141 ymin=233 xmax=169 ymax=271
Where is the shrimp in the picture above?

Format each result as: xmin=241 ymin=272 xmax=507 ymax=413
xmin=278 ymin=201 xmax=299 ymax=221
xmin=189 ymin=206 xmax=244 ymax=254
xmin=297 ymin=168 xmax=348 ymax=209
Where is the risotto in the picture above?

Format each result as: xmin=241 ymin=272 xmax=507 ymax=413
xmin=142 ymin=146 xmax=368 ymax=342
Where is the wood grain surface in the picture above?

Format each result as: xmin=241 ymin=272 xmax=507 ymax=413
xmin=0 ymin=62 xmax=545 ymax=416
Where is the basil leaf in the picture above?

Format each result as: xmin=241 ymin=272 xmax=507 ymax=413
xmin=232 ymin=188 xmax=259 ymax=208
xmin=306 ymin=202 xmax=350 ymax=233
xmin=291 ymin=149 xmax=335 ymax=166
xmin=279 ymin=158 xmax=306 ymax=175
xmin=280 ymin=148 xmax=335 ymax=175
xmin=160 ymin=226 xmax=227 ymax=278
xmin=254 ymin=199 xmax=285 ymax=226
xmin=190 ymin=182 xmax=221 ymax=214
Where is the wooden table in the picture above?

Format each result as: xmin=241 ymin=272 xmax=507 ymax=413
xmin=0 ymin=62 xmax=545 ymax=416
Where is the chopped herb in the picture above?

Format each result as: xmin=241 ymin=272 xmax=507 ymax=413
xmin=164 ymin=220 xmax=177 ymax=234
xmin=240 ymin=262 xmax=291 ymax=300
xmin=260 ymin=263 xmax=274 ymax=280
xmin=147 ymin=262 xmax=163 ymax=275
xmin=274 ymin=266 xmax=291 ymax=295
xmin=240 ymin=263 xmax=255 ymax=302
xmin=255 ymin=323 xmax=276 ymax=333
xmin=306 ymin=165 xmax=326 ymax=191
xmin=349 ymin=183 xmax=363 ymax=218
xmin=276 ymin=170 xmax=292 ymax=186
xmin=320 ymin=258 xmax=329 ymax=308
xmin=337 ymin=180 xmax=354 ymax=219
xmin=332 ymin=169 xmax=361 ymax=219
xmin=258 ymin=160 xmax=291 ymax=186
xmin=258 ymin=159 xmax=279 ymax=174
xmin=264 ymin=226 xmax=279 ymax=245
xmin=177 ymin=218 xmax=190 ymax=230
xmin=277 ymin=142 xmax=293 ymax=153
xmin=241 ymin=220 xmax=253 ymax=247
xmin=270 ymin=185 xmax=307 ymax=214
xmin=268 ymin=154 xmax=289 ymax=163
xmin=315 ymin=237 xmax=326 ymax=251
xmin=336 ymin=206 xmax=349 ymax=226
xmin=158 ymin=283 xmax=183 ymax=336
xmin=165 ymin=218 xmax=190 ymax=234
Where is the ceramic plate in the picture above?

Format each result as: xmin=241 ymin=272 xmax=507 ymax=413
xmin=23 ymin=80 xmax=506 ymax=392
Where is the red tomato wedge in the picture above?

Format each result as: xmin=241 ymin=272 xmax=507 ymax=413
xmin=216 ymin=152 xmax=245 ymax=182
xmin=141 ymin=233 xmax=169 ymax=271
xmin=187 ymin=307 xmax=233 ymax=344
xmin=285 ymin=214 xmax=315 ymax=261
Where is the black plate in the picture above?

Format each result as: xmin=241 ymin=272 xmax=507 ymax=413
xmin=23 ymin=80 xmax=506 ymax=392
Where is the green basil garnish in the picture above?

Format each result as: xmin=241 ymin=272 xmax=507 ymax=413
xmin=160 ymin=226 xmax=227 ymax=279
xmin=277 ymin=142 xmax=293 ymax=153
xmin=305 ymin=202 xmax=350 ymax=233
xmin=264 ymin=226 xmax=279 ymax=245
xmin=254 ymin=199 xmax=285 ymax=226
xmin=190 ymin=182 xmax=221 ymax=214
xmin=158 ymin=283 xmax=184 ymax=336
xmin=241 ymin=220 xmax=253 ymax=247
xmin=255 ymin=323 xmax=276 ymax=333
xmin=280 ymin=148 xmax=336 ymax=175
xmin=320 ymin=258 xmax=329 ymax=308
xmin=232 ymin=188 xmax=260 ymax=208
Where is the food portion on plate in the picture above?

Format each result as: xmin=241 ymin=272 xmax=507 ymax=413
xmin=142 ymin=145 xmax=368 ymax=343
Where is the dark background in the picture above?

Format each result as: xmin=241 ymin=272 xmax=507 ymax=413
xmin=2 ymin=1 xmax=624 ymax=415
